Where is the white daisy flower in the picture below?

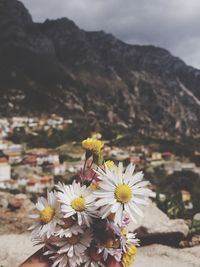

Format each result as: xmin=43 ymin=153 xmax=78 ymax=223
xmin=55 ymin=230 xmax=92 ymax=257
xmin=29 ymin=191 xmax=62 ymax=239
xmin=98 ymin=246 xmax=122 ymax=262
xmin=94 ymin=162 xmax=153 ymax=226
xmin=120 ymin=229 xmax=140 ymax=252
xmin=56 ymin=217 xmax=84 ymax=238
xmin=56 ymin=181 xmax=97 ymax=226
xmin=44 ymin=246 xmax=83 ymax=267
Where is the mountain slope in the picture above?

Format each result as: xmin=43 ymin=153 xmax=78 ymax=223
xmin=0 ymin=0 xmax=200 ymax=139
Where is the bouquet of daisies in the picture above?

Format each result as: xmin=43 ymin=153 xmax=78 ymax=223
xmin=29 ymin=138 xmax=153 ymax=267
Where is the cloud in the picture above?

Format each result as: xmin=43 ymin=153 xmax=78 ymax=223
xmin=21 ymin=0 xmax=200 ymax=68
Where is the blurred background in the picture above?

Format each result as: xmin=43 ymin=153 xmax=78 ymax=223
xmin=0 ymin=0 xmax=200 ymax=266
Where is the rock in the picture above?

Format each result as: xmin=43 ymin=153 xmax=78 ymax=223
xmin=0 ymin=192 xmax=34 ymax=211
xmin=0 ymin=192 xmax=35 ymax=234
xmin=0 ymin=198 xmax=9 ymax=209
xmin=0 ymin=234 xmax=41 ymax=267
xmin=193 ymin=213 xmax=200 ymax=221
xmin=9 ymin=197 xmax=23 ymax=210
xmin=133 ymin=244 xmax=200 ymax=267
xmin=128 ymin=202 xmax=189 ymax=246
xmin=1 ymin=234 xmax=200 ymax=267
xmin=191 ymin=235 xmax=200 ymax=246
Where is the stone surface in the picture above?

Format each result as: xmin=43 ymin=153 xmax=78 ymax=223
xmin=134 ymin=244 xmax=200 ymax=267
xmin=128 ymin=202 xmax=189 ymax=246
xmin=0 ymin=234 xmax=200 ymax=267
xmin=0 ymin=234 xmax=41 ymax=267
xmin=0 ymin=192 xmax=35 ymax=234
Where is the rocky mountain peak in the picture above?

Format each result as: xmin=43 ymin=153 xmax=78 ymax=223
xmin=42 ymin=17 xmax=79 ymax=31
xmin=0 ymin=0 xmax=32 ymax=27
xmin=0 ymin=0 xmax=199 ymax=140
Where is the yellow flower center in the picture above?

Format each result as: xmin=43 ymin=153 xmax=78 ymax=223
xmin=122 ymin=245 xmax=137 ymax=267
xmin=40 ymin=206 xmax=55 ymax=224
xmin=71 ymin=196 xmax=86 ymax=211
xmin=122 ymin=254 xmax=134 ymax=267
xmin=82 ymin=138 xmax=104 ymax=155
xmin=66 ymin=234 xmax=81 ymax=245
xmin=115 ymin=184 xmax=132 ymax=204
xmin=128 ymin=244 xmax=137 ymax=256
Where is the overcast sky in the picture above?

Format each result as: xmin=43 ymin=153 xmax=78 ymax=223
xmin=21 ymin=0 xmax=200 ymax=69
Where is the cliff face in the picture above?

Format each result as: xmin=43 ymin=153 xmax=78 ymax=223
xmin=0 ymin=0 xmax=200 ymax=139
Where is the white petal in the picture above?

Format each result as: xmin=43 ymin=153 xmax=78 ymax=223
xmin=94 ymin=190 xmax=114 ymax=197
xmin=99 ymin=182 xmax=114 ymax=191
xmin=133 ymin=197 xmax=148 ymax=205
xmin=100 ymin=205 xmax=112 ymax=218
xmin=114 ymin=204 xmax=123 ymax=226
xmin=125 ymin=204 xmax=137 ymax=224
xmin=29 ymin=214 xmax=39 ymax=219
xmin=124 ymin=164 xmax=135 ymax=183
xmin=59 ymin=244 xmax=69 ymax=254
xmin=128 ymin=172 xmax=143 ymax=187
xmin=95 ymin=198 xmax=116 ymax=207
xmin=63 ymin=211 xmax=76 ymax=218
xmin=77 ymin=213 xmax=83 ymax=225
xmin=129 ymin=202 xmax=144 ymax=217
xmin=68 ymin=246 xmax=74 ymax=257
xmin=134 ymin=188 xmax=152 ymax=196
xmin=36 ymin=202 xmax=44 ymax=211
xmin=118 ymin=162 xmax=123 ymax=178
xmin=110 ymin=202 xmax=120 ymax=213
xmin=40 ymin=197 xmax=48 ymax=207
xmin=132 ymin=180 xmax=149 ymax=189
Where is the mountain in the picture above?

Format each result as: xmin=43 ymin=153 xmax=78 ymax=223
xmin=0 ymin=0 xmax=200 ymax=140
